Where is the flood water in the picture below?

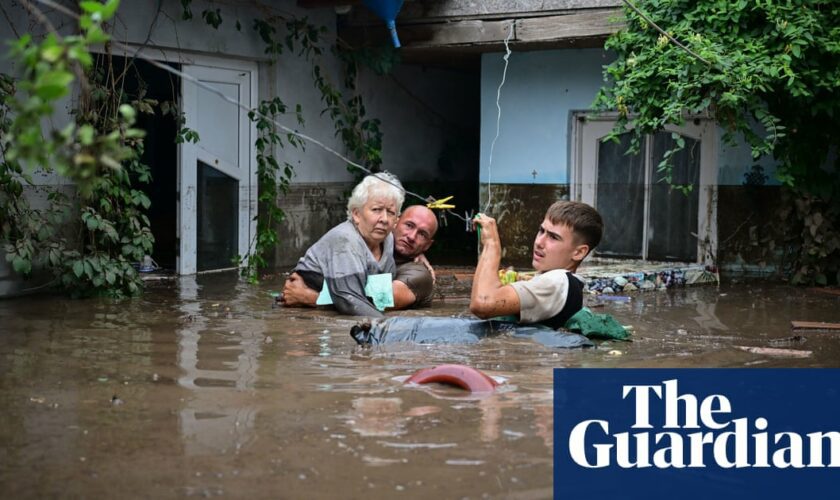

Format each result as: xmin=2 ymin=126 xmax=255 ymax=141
xmin=1 ymin=275 xmax=839 ymax=498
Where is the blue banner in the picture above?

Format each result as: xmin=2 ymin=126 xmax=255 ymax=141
xmin=554 ymin=369 xmax=840 ymax=500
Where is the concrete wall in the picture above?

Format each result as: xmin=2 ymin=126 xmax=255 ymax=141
xmin=479 ymin=48 xmax=610 ymax=185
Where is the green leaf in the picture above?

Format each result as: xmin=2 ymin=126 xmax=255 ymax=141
xmin=78 ymin=125 xmax=95 ymax=145
xmin=85 ymin=216 xmax=100 ymax=231
xmin=118 ymin=104 xmax=136 ymax=122
xmin=101 ymin=0 xmax=120 ymax=19
xmin=41 ymin=45 xmax=64 ymax=63
xmin=79 ymin=1 xmax=104 ymax=14
xmin=83 ymin=260 xmax=94 ymax=279
xmin=73 ymin=260 xmax=84 ymax=278
xmin=34 ymin=71 xmax=74 ymax=100
xmin=12 ymin=256 xmax=31 ymax=275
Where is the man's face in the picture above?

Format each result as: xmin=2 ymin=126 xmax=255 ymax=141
xmin=393 ymin=207 xmax=437 ymax=258
xmin=531 ymin=217 xmax=589 ymax=272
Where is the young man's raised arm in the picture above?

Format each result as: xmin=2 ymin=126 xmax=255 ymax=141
xmin=469 ymin=214 xmax=521 ymax=319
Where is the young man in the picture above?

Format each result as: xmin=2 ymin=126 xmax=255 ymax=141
xmin=470 ymin=201 xmax=603 ymax=328
xmin=281 ymin=205 xmax=438 ymax=310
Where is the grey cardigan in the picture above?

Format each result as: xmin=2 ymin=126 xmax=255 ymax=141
xmin=294 ymin=221 xmax=395 ymax=317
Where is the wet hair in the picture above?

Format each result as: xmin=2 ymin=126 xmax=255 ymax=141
xmin=346 ymin=172 xmax=405 ymax=221
xmin=544 ymin=201 xmax=603 ymax=250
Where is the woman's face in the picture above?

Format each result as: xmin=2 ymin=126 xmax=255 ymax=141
xmin=352 ymin=196 xmax=398 ymax=247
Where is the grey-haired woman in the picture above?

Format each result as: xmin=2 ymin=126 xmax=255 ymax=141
xmin=286 ymin=172 xmax=405 ymax=317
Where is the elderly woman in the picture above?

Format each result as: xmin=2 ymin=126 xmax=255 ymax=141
xmin=286 ymin=172 xmax=405 ymax=317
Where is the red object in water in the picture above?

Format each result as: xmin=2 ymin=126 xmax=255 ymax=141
xmin=405 ymin=364 xmax=499 ymax=392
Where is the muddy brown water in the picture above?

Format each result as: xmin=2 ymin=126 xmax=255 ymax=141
xmin=1 ymin=275 xmax=839 ymax=498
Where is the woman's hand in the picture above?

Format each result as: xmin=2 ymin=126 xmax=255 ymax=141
xmin=281 ymin=272 xmax=318 ymax=307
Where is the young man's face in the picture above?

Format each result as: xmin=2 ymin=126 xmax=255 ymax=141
xmin=531 ymin=217 xmax=590 ymax=272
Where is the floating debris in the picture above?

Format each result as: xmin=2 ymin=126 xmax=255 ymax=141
xmin=735 ymin=346 xmax=812 ymax=358
xmin=791 ymin=321 xmax=840 ymax=332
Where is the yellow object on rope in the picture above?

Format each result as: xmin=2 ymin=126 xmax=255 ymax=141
xmin=426 ymin=196 xmax=456 ymax=210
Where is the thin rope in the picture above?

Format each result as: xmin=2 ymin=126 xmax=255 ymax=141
xmin=483 ymin=20 xmax=514 ymax=214
xmin=32 ymin=0 xmax=471 ymax=223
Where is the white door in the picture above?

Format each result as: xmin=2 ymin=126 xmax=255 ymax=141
xmin=572 ymin=115 xmax=717 ymax=263
xmin=179 ymin=63 xmax=257 ymax=274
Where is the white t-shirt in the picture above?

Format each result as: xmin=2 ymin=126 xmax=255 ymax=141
xmin=509 ymin=270 xmax=584 ymax=324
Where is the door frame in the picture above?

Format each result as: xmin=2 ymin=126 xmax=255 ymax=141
xmin=569 ymin=112 xmax=718 ymax=263
xmin=91 ymin=46 xmax=259 ymax=275
xmin=178 ymin=61 xmax=258 ymax=275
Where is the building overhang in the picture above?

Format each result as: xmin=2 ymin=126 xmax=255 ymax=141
xmin=298 ymin=0 xmax=625 ymax=66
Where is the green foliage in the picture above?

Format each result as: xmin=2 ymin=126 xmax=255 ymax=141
xmin=64 ymin=55 xmax=155 ymax=297
xmin=1 ymin=75 xmax=69 ymax=283
xmin=242 ymin=98 xmax=305 ymax=283
xmin=180 ymin=0 xmax=193 ymax=20
xmin=3 ymin=2 xmax=121 ymax=198
xmin=596 ymin=0 xmax=840 ymax=283
xmin=2 ymin=0 xmax=154 ymax=297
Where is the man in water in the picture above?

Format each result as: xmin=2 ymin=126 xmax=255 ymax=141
xmin=281 ymin=205 xmax=439 ymax=310
xmin=470 ymin=201 xmax=603 ymax=328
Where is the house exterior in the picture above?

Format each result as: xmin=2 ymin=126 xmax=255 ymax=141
xmin=340 ymin=0 xmax=779 ymax=271
xmin=0 ymin=0 xmax=477 ymax=295
xmin=1 ymin=0 xmax=779 ymax=296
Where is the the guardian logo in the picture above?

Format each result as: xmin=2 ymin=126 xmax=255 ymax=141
xmin=568 ymin=379 xmax=840 ymax=469
xmin=554 ymin=369 xmax=840 ymax=500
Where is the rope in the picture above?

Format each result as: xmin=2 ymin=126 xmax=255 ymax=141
xmin=33 ymin=0 xmax=472 ymax=223
xmin=483 ymin=20 xmax=514 ymax=214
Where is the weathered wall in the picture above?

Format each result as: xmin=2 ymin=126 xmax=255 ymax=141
xmin=274 ymin=183 xmax=351 ymax=269
xmin=479 ymin=184 xmax=570 ymax=267
xmin=2 ymin=0 xmax=475 ymax=278
xmin=716 ymin=185 xmax=783 ymax=276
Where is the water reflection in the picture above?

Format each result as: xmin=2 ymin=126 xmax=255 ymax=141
xmin=692 ymin=301 xmax=729 ymax=331
xmin=345 ymin=397 xmax=408 ymax=437
xmin=176 ymin=276 xmax=264 ymax=455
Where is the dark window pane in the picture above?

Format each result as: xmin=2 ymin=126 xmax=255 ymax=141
xmin=595 ymin=133 xmax=646 ymax=258
xmin=196 ymin=160 xmax=238 ymax=271
xmin=648 ymin=132 xmax=700 ymax=261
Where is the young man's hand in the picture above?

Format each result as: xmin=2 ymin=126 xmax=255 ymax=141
xmin=469 ymin=213 xmax=521 ymax=319
xmin=473 ymin=213 xmax=501 ymax=249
